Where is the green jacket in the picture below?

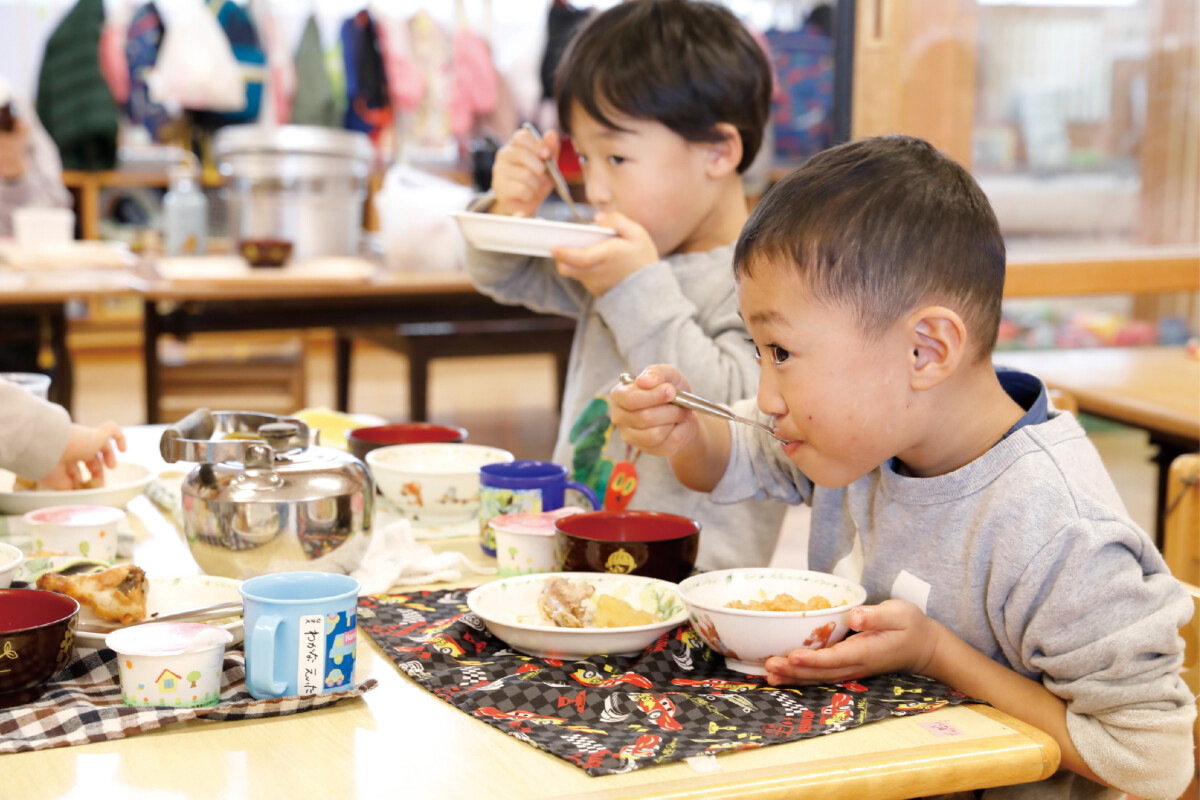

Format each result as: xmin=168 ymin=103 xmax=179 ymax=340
xmin=36 ymin=0 xmax=119 ymax=171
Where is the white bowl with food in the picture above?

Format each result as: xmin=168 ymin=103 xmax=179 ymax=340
xmin=451 ymin=211 xmax=616 ymax=258
xmin=367 ymin=443 xmax=514 ymax=524
xmin=0 ymin=542 xmax=23 ymax=588
xmin=466 ymin=572 xmax=688 ymax=659
xmin=676 ymin=568 xmax=868 ymax=675
xmin=0 ymin=462 xmax=154 ymax=515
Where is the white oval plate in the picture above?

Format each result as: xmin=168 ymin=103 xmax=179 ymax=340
xmin=451 ymin=211 xmax=616 ymax=258
xmin=0 ymin=462 xmax=153 ymax=515
xmin=76 ymin=574 xmax=244 ymax=650
xmin=467 ymin=572 xmax=687 ymax=659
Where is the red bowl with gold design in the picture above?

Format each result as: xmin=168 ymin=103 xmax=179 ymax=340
xmin=553 ymin=510 xmax=700 ymax=583
xmin=0 ymin=588 xmax=79 ymax=703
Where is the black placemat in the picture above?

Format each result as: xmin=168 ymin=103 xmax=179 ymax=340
xmin=358 ymin=589 xmax=978 ymax=776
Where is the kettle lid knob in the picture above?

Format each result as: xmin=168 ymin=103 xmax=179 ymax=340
xmin=258 ymin=422 xmax=301 ymax=453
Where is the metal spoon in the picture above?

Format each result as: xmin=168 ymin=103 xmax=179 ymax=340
xmin=76 ymin=600 xmax=243 ymax=635
xmin=521 ymin=122 xmax=585 ymax=223
xmin=618 ymin=373 xmax=787 ymax=442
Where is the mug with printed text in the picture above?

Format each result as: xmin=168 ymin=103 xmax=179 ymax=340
xmin=478 ymin=460 xmax=599 ymax=557
xmin=239 ymin=571 xmax=359 ymax=700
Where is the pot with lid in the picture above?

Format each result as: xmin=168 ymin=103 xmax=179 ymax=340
xmin=160 ymin=409 xmax=373 ymax=580
xmin=215 ymin=125 xmax=373 ymax=260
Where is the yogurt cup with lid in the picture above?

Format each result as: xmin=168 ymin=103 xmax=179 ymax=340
xmin=23 ymin=504 xmax=126 ymax=563
xmin=491 ymin=507 xmax=582 ymax=577
xmin=106 ymin=622 xmax=233 ymax=707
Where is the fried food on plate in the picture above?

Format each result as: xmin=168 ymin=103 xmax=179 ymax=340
xmin=37 ymin=564 xmax=149 ymax=624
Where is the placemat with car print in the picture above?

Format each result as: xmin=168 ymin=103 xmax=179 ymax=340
xmin=358 ymin=589 xmax=979 ymax=776
xmin=0 ymin=647 xmax=376 ymax=754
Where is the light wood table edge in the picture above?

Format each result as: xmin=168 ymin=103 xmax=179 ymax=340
xmin=545 ymin=705 xmax=1060 ymax=800
xmin=1004 ymin=250 xmax=1200 ymax=298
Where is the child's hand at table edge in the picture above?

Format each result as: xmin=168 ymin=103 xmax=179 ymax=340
xmin=763 ymin=599 xmax=941 ymax=686
xmin=36 ymin=421 xmax=127 ymax=491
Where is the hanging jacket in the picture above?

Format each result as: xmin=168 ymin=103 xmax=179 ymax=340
xmin=290 ymin=15 xmax=340 ymax=128
xmin=35 ymin=0 xmax=119 ymax=171
xmin=124 ymin=1 xmax=172 ymax=139
xmin=340 ymin=10 xmax=392 ymax=139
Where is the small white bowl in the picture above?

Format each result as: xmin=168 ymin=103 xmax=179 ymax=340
xmin=677 ymin=568 xmax=867 ymax=675
xmin=467 ymin=572 xmax=688 ymax=659
xmin=106 ymin=622 xmax=233 ymax=708
xmin=451 ymin=211 xmax=617 ymax=258
xmin=367 ymin=443 xmax=514 ymax=524
xmin=0 ymin=542 xmax=24 ymax=588
xmin=23 ymin=504 xmax=125 ymax=563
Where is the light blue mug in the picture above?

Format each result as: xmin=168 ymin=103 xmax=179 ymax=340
xmin=239 ymin=572 xmax=360 ymax=700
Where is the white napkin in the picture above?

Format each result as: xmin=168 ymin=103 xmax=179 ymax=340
xmin=352 ymin=518 xmax=496 ymax=595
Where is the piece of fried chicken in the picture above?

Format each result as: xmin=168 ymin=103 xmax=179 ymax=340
xmin=537 ymin=576 xmax=595 ymax=628
xmin=37 ymin=564 xmax=149 ymax=624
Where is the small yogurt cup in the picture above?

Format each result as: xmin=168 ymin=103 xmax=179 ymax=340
xmin=0 ymin=542 xmax=23 ymax=588
xmin=491 ymin=507 xmax=583 ymax=577
xmin=105 ymin=622 xmax=233 ymax=708
xmin=24 ymin=505 xmax=125 ymax=563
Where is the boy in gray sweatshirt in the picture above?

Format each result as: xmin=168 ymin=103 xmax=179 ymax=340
xmin=463 ymin=0 xmax=785 ymax=569
xmin=611 ymin=135 xmax=1195 ymax=800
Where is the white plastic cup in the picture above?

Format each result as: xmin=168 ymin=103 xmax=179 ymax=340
xmin=1 ymin=372 xmax=51 ymax=400
xmin=12 ymin=207 xmax=74 ymax=250
xmin=23 ymin=505 xmax=125 ymax=562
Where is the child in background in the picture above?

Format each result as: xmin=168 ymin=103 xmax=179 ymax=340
xmin=0 ymin=379 xmax=126 ymax=490
xmin=611 ymin=135 xmax=1194 ymax=799
xmin=463 ymin=0 xmax=785 ymax=569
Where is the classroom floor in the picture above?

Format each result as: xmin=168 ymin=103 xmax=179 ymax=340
xmin=67 ymin=334 xmax=1159 ymax=565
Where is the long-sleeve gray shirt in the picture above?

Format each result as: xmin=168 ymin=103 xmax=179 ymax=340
xmin=712 ymin=383 xmax=1195 ymax=800
xmin=0 ymin=380 xmax=70 ymax=479
xmin=462 ymin=240 xmax=786 ymax=570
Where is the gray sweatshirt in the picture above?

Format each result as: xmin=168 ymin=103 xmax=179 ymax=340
xmin=0 ymin=380 xmax=70 ymax=479
xmin=712 ymin=380 xmax=1196 ymax=800
xmin=462 ymin=241 xmax=786 ymax=570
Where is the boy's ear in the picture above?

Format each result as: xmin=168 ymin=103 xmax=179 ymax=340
xmin=907 ymin=306 xmax=966 ymax=391
xmin=703 ymin=122 xmax=743 ymax=177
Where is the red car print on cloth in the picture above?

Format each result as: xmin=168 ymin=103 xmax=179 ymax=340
xmin=571 ymin=667 xmax=652 ymax=689
xmin=633 ymin=693 xmax=683 ymax=731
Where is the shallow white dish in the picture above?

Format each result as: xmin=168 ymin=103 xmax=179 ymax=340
xmin=77 ymin=574 xmax=244 ymax=649
xmin=677 ymin=568 xmax=867 ymax=675
xmin=467 ymin=572 xmax=688 ymax=659
xmin=451 ymin=211 xmax=616 ymax=258
xmin=0 ymin=462 xmax=154 ymax=515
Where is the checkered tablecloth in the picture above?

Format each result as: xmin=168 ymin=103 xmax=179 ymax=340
xmin=0 ymin=647 xmax=376 ymax=754
xmin=359 ymin=589 xmax=979 ymax=776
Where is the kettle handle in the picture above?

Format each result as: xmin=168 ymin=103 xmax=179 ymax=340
xmin=160 ymin=408 xmax=216 ymax=463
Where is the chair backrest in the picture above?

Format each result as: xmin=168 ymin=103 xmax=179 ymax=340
xmin=1165 ymin=454 xmax=1200 ymax=586
xmin=1047 ymin=388 xmax=1078 ymax=416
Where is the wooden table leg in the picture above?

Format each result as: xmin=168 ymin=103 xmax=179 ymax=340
xmin=46 ymin=306 xmax=72 ymax=415
xmin=143 ymin=300 xmax=161 ymax=424
xmin=1151 ymin=436 xmax=1189 ymax=551
xmin=335 ymin=333 xmax=353 ymax=412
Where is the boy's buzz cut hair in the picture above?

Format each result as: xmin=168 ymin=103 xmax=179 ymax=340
xmin=734 ymin=135 xmax=1007 ymax=359
xmin=553 ymin=0 xmax=772 ymax=174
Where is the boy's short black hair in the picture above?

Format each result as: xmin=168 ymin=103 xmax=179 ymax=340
xmin=734 ymin=135 xmax=1007 ymax=358
xmin=554 ymin=0 xmax=772 ymax=174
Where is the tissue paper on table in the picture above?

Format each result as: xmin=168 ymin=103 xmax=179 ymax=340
xmin=352 ymin=518 xmax=495 ymax=595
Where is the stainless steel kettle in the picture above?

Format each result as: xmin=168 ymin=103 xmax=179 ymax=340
xmin=160 ymin=409 xmax=373 ymax=580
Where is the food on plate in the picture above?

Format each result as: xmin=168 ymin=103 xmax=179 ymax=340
xmin=537 ymin=576 xmax=594 ymax=628
xmin=37 ymin=564 xmax=149 ymax=623
xmin=593 ymin=594 xmax=655 ymax=628
xmin=725 ymin=592 xmax=840 ymax=612
xmin=13 ymin=472 xmax=104 ymax=491
xmin=536 ymin=576 xmax=664 ymax=629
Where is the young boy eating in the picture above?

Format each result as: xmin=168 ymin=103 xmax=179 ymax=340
xmin=463 ymin=0 xmax=786 ymax=569
xmin=611 ymin=135 xmax=1195 ymax=799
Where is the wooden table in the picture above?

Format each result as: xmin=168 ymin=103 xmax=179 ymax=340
xmin=1 ymin=428 xmax=1060 ymax=800
xmin=130 ymin=268 xmax=569 ymax=424
xmin=995 ymin=346 xmax=1200 ymax=545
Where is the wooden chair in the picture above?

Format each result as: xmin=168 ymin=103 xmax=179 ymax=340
xmin=1047 ymin=387 xmax=1078 ymax=416
xmin=1178 ymin=582 xmax=1199 ymax=800
xmin=155 ymin=333 xmax=307 ymax=423
xmin=1165 ymin=454 xmax=1200 ymax=586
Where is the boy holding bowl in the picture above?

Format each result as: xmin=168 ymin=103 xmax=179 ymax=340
xmin=610 ymin=135 xmax=1194 ymax=799
xmin=463 ymin=0 xmax=786 ymax=570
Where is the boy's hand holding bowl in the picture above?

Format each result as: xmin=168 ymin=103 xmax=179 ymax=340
xmin=552 ymin=210 xmax=660 ymax=298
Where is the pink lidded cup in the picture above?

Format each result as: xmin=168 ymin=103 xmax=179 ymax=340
xmin=491 ymin=507 xmax=583 ymax=577
xmin=23 ymin=505 xmax=126 ymax=563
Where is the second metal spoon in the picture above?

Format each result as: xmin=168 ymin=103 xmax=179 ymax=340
xmin=521 ymin=122 xmax=585 ymax=223
xmin=618 ymin=373 xmax=786 ymax=442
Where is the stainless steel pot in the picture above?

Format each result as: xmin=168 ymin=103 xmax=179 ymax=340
xmin=160 ymin=409 xmax=373 ymax=580
xmin=215 ymin=126 xmax=373 ymax=259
